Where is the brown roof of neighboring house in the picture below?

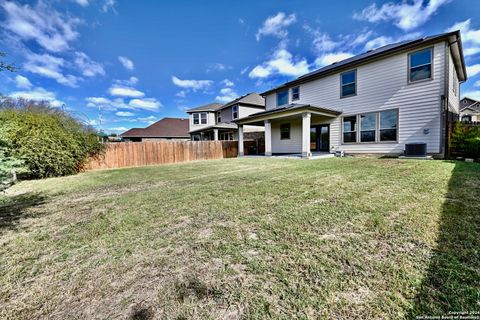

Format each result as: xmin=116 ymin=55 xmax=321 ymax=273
xmin=120 ymin=117 xmax=190 ymax=138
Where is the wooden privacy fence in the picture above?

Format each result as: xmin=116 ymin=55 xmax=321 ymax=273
xmin=85 ymin=141 xmax=239 ymax=170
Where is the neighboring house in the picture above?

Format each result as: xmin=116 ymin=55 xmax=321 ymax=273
xmin=120 ymin=117 xmax=190 ymax=141
xmin=460 ymin=97 xmax=480 ymax=122
xmin=236 ymin=31 xmax=467 ymax=158
xmin=186 ymin=93 xmax=265 ymax=140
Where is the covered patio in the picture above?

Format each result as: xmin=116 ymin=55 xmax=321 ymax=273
xmin=189 ymin=123 xmax=237 ymax=141
xmin=236 ymin=104 xmax=342 ymax=158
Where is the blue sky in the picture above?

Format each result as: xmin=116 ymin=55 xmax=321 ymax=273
xmin=1 ymin=0 xmax=479 ymax=134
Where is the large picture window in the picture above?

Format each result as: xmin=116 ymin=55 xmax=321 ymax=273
xmin=277 ymin=89 xmax=289 ymax=106
xmin=280 ymin=123 xmax=290 ymax=140
xmin=360 ymin=113 xmax=376 ymax=142
xmin=409 ymin=48 xmax=432 ymax=82
xmin=343 ymin=116 xmax=357 ymax=143
xmin=379 ymin=110 xmax=398 ymax=141
xmin=341 ymin=70 xmax=356 ymax=98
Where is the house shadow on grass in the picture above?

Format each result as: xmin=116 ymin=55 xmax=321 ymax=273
xmin=408 ymin=161 xmax=480 ymax=318
xmin=0 ymin=192 xmax=47 ymax=232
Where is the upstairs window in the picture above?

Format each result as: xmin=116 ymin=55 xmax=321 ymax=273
xmin=232 ymin=105 xmax=238 ymax=119
xmin=341 ymin=70 xmax=356 ymax=98
xmin=280 ymin=123 xmax=290 ymax=139
xmin=217 ymin=111 xmax=222 ymax=123
xmin=291 ymin=86 xmax=300 ymax=101
xmin=200 ymin=112 xmax=207 ymax=124
xmin=360 ymin=113 xmax=376 ymax=142
xmin=277 ymin=89 xmax=289 ymax=106
xmin=193 ymin=113 xmax=199 ymax=125
xmin=343 ymin=116 xmax=357 ymax=143
xmin=379 ymin=110 xmax=398 ymax=142
xmin=409 ymin=48 xmax=432 ymax=82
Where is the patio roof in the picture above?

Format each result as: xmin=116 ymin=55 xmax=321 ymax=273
xmin=235 ymin=104 xmax=342 ymax=124
xmin=189 ymin=122 xmax=238 ymax=134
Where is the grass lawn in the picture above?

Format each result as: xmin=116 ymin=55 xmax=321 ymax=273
xmin=1 ymin=157 xmax=479 ymax=319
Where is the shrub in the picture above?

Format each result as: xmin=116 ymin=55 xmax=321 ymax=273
xmin=450 ymin=122 xmax=480 ymax=159
xmin=0 ymin=98 xmax=104 ymax=178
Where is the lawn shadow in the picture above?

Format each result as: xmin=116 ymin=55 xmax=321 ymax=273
xmin=0 ymin=192 xmax=47 ymax=232
xmin=408 ymin=161 xmax=480 ymax=318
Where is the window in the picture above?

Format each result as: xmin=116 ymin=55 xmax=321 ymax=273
xmin=343 ymin=116 xmax=357 ymax=143
xmin=193 ymin=113 xmax=199 ymax=125
xmin=277 ymin=89 xmax=289 ymax=106
xmin=217 ymin=111 xmax=222 ymax=123
xmin=200 ymin=112 xmax=207 ymax=124
xmin=341 ymin=70 xmax=356 ymax=98
xmin=360 ymin=113 xmax=376 ymax=142
xmin=291 ymin=86 xmax=300 ymax=101
xmin=409 ymin=48 xmax=432 ymax=82
xmin=232 ymin=105 xmax=238 ymax=119
xmin=280 ymin=123 xmax=290 ymax=140
xmin=379 ymin=110 xmax=398 ymax=141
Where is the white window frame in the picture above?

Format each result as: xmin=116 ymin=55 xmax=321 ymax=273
xmin=408 ymin=47 xmax=433 ymax=83
xmin=192 ymin=113 xmax=200 ymax=125
xmin=359 ymin=112 xmax=377 ymax=143
xmin=342 ymin=115 xmax=357 ymax=143
xmin=341 ymin=109 xmax=399 ymax=144
xmin=232 ymin=105 xmax=239 ymax=120
xmin=340 ymin=69 xmax=357 ymax=98
xmin=217 ymin=111 xmax=222 ymax=123
xmin=277 ymin=89 xmax=289 ymax=107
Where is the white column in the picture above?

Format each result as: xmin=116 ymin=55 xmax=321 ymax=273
xmin=238 ymin=125 xmax=244 ymax=156
xmin=302 ymin=112 xmax=311 ymax=158
xmin=264 ymin=120 xmax=272 ymax=156
xmin=213 ymin=129 xmax=219 ymax=141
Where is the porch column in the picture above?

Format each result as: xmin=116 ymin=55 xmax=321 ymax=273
xmin=213 ymin=129 xmax=219 ymax=141
xmin=238 ymin=125 xmax=244 ymax=156
xmin=264 ymin=120 xmax=272 ymax=156
xmin=302 ymin=112 xmax=311 ymax=158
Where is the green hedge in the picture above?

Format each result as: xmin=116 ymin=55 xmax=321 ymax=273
xmin=0 ymin=99 xmax=104 ymax=178
xmin=450 ymin=122 xmax=480 ymax=159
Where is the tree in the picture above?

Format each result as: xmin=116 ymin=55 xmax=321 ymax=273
xmin=0 ymin=52 xmax=16 ymax=72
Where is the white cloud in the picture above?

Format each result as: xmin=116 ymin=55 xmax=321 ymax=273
xmin=75 ymin=0 xmax=89 ymax=6
xmin=467 ymin=64 xmax=480 ymax=77
xmin=176 ymin=90 xmax=187 ymax=98
xmin=114 ymin=76 xmax=139 ymax=86
xmin=446 ymin=19 xmax=480 ymax=57
xmin=222 ymin=79 xmax=234 ymax=87
xmin=171 ymin=76 xmax=213 ymax=91
xmin=353 ymin=0 xmax=450 ymax=31
xmin=310 ymin=31 xmax=339 ymax=52
xmin=315 ymin=52 xmax=354 ymax=67
xmin=108 ymin=85 xmax=145 ymax=98
xmin=129 ymin=98 xmax=161 ymax=111
xmin=86 ymin=97 xmax=111 ymax=105
xmin=207 ymin=63 xmax=230 ymax=72
xmin=215 ymin=87 xmax=238 ymax=103
xmin=475 ymin=80 xmax=480 ymax=87
xmin=23 ymin=53 xmax=79 ymax=87
xmin=137 ymin=115 xmax=157 ymax=122
xmin=118 ymin=56 xmax=134 ymax=70
xmin=102 ymin=0 xmax=116 ymax=12
xmin=240 ymin=67 xmax=249 ymax=75
xmin=256 ymin=12 xmax=296 ymax=40
xmin=116 ymin=111 xmax=135 ymax=117
xmin=1 ymin=1 xmax=80 ymax=52
xmin=9 ymin=87 xmax=64 ymax=107
xmin=249 ymin=48 xmax=309 ymax=78
xmin=74 ymin=52 xmax=105 ymax=77
xmin=15 ymin=75 xmax=32 ymax=89
xmin=462 ymin=90 xmax=480 ymax=100
xmin=108 ymin=126 xmax=128 ymax=133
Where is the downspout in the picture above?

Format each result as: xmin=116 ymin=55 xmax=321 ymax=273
xmin=442 ymin=41 xmax=450 ymax=159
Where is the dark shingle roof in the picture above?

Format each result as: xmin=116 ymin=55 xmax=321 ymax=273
xmin=262 ymin=31 xmax=466 ymax=95
xmin=186 ymin=103 xmax=223 ymax=113
xmin=120 ymin=118 xmax=190 ymax=138
xmin=220 ymin=92 xmax=265 ymax=109
xmin=236 ymin=104 xmax=342 ymax=123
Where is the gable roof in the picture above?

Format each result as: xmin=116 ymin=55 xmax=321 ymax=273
xmin=219 ymin=92 xmax=265 ymax=110
xmin=120 ymin=117 xmax=190 ymax=138
xmin=460 ymin=97 xmax=479 ymax=110
xmin=261 ymin=30 xmax=467 ymax=96
xmin=186 ymin=103 xmax=223 ymax=113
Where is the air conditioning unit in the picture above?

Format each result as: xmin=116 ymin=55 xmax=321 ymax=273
xmin=404 ymin=143 xmax=427 ymax=157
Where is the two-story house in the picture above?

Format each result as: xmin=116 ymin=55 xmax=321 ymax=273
xmin=186 ymin=93 xmax=265 ymax=141
xmin=460 ymin=97 xmax=480 ymax=122
xmin=235 ymin=31 xmax=467 ymax=158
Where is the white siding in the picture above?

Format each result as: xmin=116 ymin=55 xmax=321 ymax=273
xmin=189 ymin=112 xmax=215 ymax=132
xmin=239 ymin=105 xmax=264 ymax=118
xmin=265 ymin=42 xmax=446 ymax=154
xmin=271 ymin=119 xmax=303 ymax=153
xmin=448 ymin=47 xmax=460 ymax=113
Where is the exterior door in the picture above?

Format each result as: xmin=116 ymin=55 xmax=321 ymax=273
xmin=310 ymin=125 xmax=329 ymax=152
